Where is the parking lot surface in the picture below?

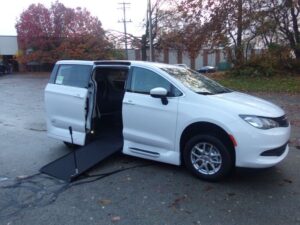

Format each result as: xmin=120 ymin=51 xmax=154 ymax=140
xmin=0 ymin=74 xmax=300 ymax=225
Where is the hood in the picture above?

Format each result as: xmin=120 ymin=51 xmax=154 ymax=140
xmin=210 ymin=92 xmax=285 ymax=117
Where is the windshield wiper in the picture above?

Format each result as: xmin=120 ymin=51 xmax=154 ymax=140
xmin=197 ymin=91 xmax=214 ymax=95
xmin=216 ymin=89 xmax=232 ymax=94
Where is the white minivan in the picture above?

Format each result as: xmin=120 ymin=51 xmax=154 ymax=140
xmin=45 ymin=60 xmax=291 ymax=181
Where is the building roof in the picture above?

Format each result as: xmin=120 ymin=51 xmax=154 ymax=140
xmin=0 ymin=35 xmax=18 ymax=55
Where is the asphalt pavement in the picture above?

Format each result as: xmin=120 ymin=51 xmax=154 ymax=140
xmin=0 ymin=73 xmax=299 ymax=225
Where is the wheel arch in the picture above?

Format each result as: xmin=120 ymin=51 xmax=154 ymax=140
xmin=180 ymin=122 xmax=236 ymax=165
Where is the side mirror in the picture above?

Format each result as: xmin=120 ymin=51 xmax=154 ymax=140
xmin=150 ymin=87 xmax=168 ymax=105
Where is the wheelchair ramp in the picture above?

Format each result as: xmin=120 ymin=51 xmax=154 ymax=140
xmin=40 ymin=134 xmax=123 ymax=182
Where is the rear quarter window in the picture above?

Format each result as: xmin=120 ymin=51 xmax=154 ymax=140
xmin=55 ymin=64 xmax=92 ymax=88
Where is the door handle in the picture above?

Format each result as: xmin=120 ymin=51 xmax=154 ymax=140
xmin=124 ymin=100 xmax=135 ymax=105
xmin=73 ymin=94 xmax=84 ymax=99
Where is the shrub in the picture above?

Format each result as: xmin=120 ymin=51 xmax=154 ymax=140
xmin=230 ymin=44 xmax=299 ymax=77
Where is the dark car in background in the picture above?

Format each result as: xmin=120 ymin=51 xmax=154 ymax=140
xmin=0 ymin=61 xmax=12 ymax=74
xmin=197 ymin=66 xmax=216 ymax=73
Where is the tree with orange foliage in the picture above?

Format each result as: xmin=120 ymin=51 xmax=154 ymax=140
xmin=16 ymin=1 xmax=113 ymax=67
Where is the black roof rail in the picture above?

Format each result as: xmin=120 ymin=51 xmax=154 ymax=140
xmin=94 ymin=61 xmax=131 ymax=66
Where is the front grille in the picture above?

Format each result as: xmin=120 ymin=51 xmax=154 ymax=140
xmin=273 ymin=115 xmax=289 ymax=127
xmin=260 ymin=142 xmax=288 ymax=156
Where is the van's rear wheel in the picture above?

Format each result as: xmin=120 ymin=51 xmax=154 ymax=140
xmin=183 ymin=135 xmax=233 ymax=181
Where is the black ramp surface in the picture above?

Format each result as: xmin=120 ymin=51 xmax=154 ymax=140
xmin=40 ymin=134 xmax=123 ymax=182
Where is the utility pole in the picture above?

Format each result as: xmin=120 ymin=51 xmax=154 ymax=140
xmin=148 ymin=0 xmax=153 ymax=61
xmin=118 ymin=2 xmax=131 ymax=60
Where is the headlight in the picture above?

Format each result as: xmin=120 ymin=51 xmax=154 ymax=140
xmin=240 ymin=115 xmax=279 ymax=129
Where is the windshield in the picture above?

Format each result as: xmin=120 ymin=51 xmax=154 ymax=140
xmin=160 ymin=67 xmax=231 ymax=95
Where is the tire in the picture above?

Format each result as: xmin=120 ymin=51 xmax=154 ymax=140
xmin=183 ymin=134 xmax=233 ymax=181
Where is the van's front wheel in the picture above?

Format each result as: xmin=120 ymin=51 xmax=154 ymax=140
xmin=183 ymin=135 xmax=233 ymax=181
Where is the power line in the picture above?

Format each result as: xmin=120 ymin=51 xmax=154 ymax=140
xmin=118 ymin=2 xmax=132 ymax=60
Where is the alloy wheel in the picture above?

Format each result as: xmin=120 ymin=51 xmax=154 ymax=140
xmin=190 ymin=142 xmax=222 ymax=175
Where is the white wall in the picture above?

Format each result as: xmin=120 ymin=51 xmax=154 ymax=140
xmin=127 ymin=48 xmax=229 ymax=68
xmin=168 ymin=49 xmax=177 ymax=65
xmin=195 ymin=50 xmax=203 ymax=69
xmin=182 ymin=52 xmax=190 ymax=67
xmin=0 ymin=36 xmax=18 ymax=55
xmin=208 ymin=52 xmax=215 ymax=67
xmin=155 ymin=50 xmax=164 ymax=63
xmin=127 ymin=49 xmax=136 ymax=60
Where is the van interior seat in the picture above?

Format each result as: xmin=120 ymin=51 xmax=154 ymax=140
xmin=96 ymin=72 xmax=125 ymax=115
xmin=92 ymin=68 xmax=128 ymax=135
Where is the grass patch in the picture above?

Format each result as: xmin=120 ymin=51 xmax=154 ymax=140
xmin=213 ymin=75 xmax=300 ymax=93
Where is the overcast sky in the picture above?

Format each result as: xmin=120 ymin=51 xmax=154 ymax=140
xmin=0 ymin=0 xmax=148 ymax=36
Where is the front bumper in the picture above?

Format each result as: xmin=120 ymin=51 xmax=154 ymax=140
xmin=233 ymin=123 xmax=291 ymax=168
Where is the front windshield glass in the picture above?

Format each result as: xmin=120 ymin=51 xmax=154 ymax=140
xmin=160 ymin=67 xmax=231 ymax=95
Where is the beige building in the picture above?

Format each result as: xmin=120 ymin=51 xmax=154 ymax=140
xmin=0 ymin=35 xmax=19 ymax=71
xmin=0 ymin=35 xmax=18 ymax=56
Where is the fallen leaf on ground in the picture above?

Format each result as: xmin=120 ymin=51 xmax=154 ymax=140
xmin=203 ymin=185 xmax=214 ymax=192
xmin=168 ymin=195 xmax=188 ymax=208
xmin=111 ymin=216 xmax=121 ymax=222
xmin=98 ymin=199 xmax=112 ymax=206
xmin=283 ymin=179 xmax=293 ymax=184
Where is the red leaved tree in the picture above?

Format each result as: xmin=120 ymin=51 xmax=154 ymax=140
xmin=16 ymin=1 xmax=112 ymax=67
